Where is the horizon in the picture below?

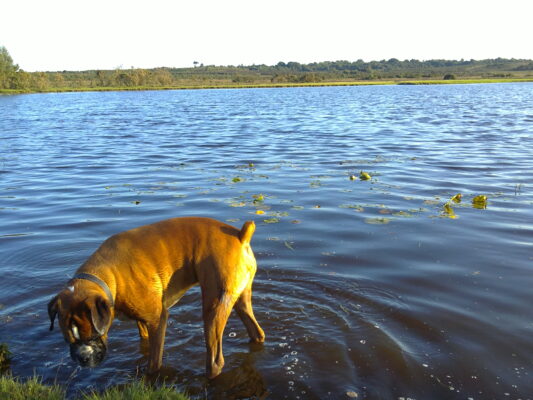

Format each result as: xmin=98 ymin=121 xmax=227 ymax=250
xmin=1 ymin=0 xmax=532 ymax=72
xmin=8 ymin=57 xmax=533 ymax=74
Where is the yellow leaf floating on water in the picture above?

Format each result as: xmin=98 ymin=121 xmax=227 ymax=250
xmin=442 ymin=202 xmax=458 ymax=219
xmin=451 ymin=193 xmax=462 ymax=203
xmin=255 ymin=210 xmax=265 ymax=215
xmin=360 ymin=171 xmax=371 ymax=181
xmin=472 ymin=195 xmax=488 ymax=209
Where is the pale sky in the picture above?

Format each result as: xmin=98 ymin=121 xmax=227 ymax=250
xmin=1 ymin=0 xmax=532 ymax=72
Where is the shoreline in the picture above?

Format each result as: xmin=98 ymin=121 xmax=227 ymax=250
xmin=1 ymin=78 xmax=531 ymax=95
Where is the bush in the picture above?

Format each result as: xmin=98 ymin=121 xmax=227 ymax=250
xmin=443 ymin=73 xmax=456 ymax=80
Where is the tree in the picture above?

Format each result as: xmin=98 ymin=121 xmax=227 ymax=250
xmin=0 ymin=46 xmax=20 ymax=89
xmin=96 ymin=70 xmax=106 ymax=86
xmin=0 ymin=46 xmax=18 ymax=73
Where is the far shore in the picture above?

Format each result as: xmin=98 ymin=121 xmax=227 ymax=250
xmin=1 ymin=78 xmax=532 ymax=95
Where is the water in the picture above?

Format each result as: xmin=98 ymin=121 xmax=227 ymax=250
xmin=1 ymin=83 xmax=532 ymax=399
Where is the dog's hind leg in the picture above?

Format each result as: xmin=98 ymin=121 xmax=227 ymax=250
xmin=202 ymin=291 xmax=235 ymax=379
xmin=234 ymin=285 xmax=265 ymax=343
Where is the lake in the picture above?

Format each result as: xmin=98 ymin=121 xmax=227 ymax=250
xmin=1 ymin=83 xmax=532 ymax=399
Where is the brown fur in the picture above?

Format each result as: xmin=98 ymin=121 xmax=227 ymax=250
xmin=48 ymin=217 xmax=265 ymax=378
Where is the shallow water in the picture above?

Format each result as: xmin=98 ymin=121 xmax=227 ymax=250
xmin=1 ymin=83 xmax=532 ymax=399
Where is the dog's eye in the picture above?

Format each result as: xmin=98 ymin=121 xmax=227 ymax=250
xmin=71 ymin=324 xmax=80 ymax=340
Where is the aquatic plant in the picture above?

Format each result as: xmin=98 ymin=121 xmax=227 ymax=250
xmin=0 ymin=343 xmax=11 ymax=373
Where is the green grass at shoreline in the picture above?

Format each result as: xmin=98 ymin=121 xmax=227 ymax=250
xmin=1 ymin=78 xmax=531 ymax=95
xmin=0 ymin=375 xmax=189 ymax=400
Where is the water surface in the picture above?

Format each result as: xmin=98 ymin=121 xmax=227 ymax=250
xmin=1 ymin=84 xmax=532 ymax=399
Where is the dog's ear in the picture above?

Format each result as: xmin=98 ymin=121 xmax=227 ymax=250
xmin=48 ymin=295 xmax=59 ymax=331
xmin=90 ymin=295 xmax=112 ymax=336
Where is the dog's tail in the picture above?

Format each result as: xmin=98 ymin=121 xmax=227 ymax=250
xmin=239 ymin=221 xmax=255 ymax=244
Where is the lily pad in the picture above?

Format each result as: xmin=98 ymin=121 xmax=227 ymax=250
xmin=252 ymin=194 xmax=265 ymax=203
xmin=339 ymin=204 xmax=364 ymax=212
xmin=392 ymin=211 xmax=413 ymax=217
xmin=364 ymin=217 xmax=391 ymax=225
xmin=423 ymin=199 xmax=441 ymax=205
xmin=269 ymin=211 xmax=289 ymax=217
xmin=263 ymin=217 xmax=280 ymax=224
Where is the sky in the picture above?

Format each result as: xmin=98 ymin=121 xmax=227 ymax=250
xmin=1 ymin=0 xmax=532 ymax=72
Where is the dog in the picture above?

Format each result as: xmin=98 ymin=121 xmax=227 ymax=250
xmin=48 ymin=217 xmax=265 ymax=379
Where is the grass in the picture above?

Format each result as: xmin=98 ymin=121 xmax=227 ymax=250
xmin=0 ymin=375 xmax=190 ymax=400
xmin=0 ymin=340 xmax=189 ymax=399
xmin=81 ymin=380 xmax=189 ymax=400
xmin=0 ymin=376 xmax=64 ymax=400
xmin=397 ymin=78 xmax=533 ymax=85
xmin=1 ymin=77 xmax=531 ymax=95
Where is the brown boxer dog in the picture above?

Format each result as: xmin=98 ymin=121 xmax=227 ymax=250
xmin=47 ymin=217 xmax=265 ymax=379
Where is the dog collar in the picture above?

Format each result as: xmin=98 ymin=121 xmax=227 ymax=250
xmin=71 ymin=273 xmax=115 ymax=307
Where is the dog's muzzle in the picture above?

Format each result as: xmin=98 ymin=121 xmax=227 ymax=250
xmin=70 ymin=338 xmax=106 ymax=368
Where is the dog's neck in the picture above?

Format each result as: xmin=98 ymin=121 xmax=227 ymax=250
xmin=70 ymin=273 xmax=115 ymax=307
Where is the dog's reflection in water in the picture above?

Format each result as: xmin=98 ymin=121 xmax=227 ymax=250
xmin=142 ymin=344 xmax=267 ymax=400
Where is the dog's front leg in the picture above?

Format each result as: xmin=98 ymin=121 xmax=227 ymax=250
xmin=147 ymin=308 xmax=168 ymax=373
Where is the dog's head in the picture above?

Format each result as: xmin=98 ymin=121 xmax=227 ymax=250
xmin=48 ymin=285 xmax=113 ymax=368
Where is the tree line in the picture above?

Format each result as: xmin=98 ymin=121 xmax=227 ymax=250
xmin=1 ymin=45 xmax=532 ymax=91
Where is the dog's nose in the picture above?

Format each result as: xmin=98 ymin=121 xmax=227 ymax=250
xmin=77 ymin=344 xmax=94 ymax=363
xmin=79 ymin=354 xmax=90 ymax=363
